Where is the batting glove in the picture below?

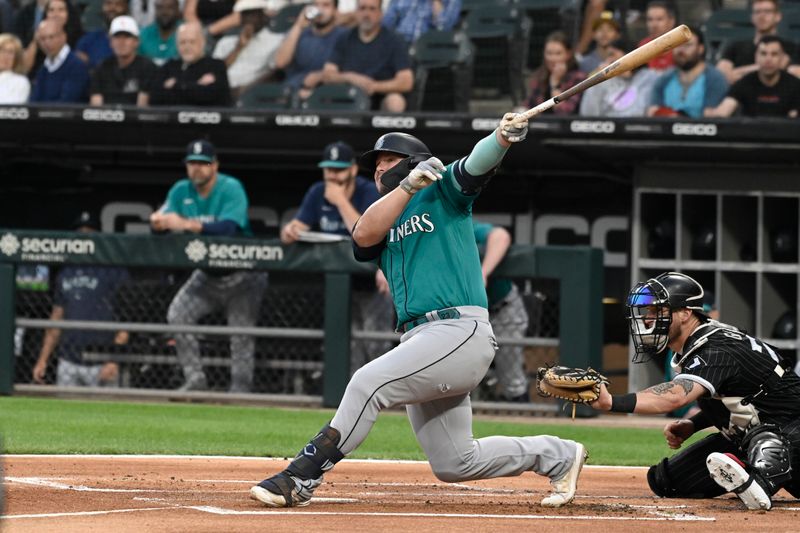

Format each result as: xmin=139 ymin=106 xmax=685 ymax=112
xmin=400 ymin=157 xmax=445 ymax=195
xmin=499 ymin=112 xmax=528 ymax=143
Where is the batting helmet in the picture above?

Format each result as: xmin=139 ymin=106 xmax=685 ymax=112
xmin=359 ymin=132 xmax=431 ymax=170
xmin=626 ymin=272 xmax=707 ymax=362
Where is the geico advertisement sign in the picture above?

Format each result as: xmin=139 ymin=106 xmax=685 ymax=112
xmin=0 ymin=107 xmax=29 ymax=120
xmin=82 ymin=108 xmax=125 ymax=122
xmin=177 ymin=111 xmax=222 ymax=124
xmin=671 ymin=123 xmax=718 ymax=136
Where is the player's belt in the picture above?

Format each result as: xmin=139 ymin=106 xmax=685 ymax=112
xmin=400 ymin=307 xmax=462 ymax=333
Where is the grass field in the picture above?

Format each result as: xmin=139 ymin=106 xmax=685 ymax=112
xmin=0 ymin=397 xmax=698 ymax=465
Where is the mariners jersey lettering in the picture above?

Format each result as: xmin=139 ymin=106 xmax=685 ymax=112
xmin=379 ymin=161 xmax=487 ymax=326
xmin=163 ymin=173 xmax=251 ymax=234
xmin=674 ymin=322 xmax=800 ymax=432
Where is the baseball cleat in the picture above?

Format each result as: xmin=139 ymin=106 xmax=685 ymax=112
xmin=250 ymin=471 xmax=321 ymax=508
xmin=706 ymin=452 xmax=772 ymax=511
xmin=541 ymin=442 xmax=587 ymax=507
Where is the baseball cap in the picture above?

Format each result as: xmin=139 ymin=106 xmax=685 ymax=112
xmin=71 ymin=210 xmax=100 ymax=231
xmin=184 ymin=139 xmax=216 ymax=163
xmin=318 ymin=141 xmax=355 ymax=169
xmin=234 ymin=0 xmax=270 ymax=12
xmin=109 ymin=15 xmax=140 ymax=37
xmin=592 ymin=11 xmax=621 ymax=32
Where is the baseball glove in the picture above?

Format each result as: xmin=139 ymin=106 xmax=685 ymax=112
xmin=536 ymin=366 xmax=609 ymax=404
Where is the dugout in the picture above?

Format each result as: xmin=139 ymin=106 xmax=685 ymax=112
xmin=0 ymin=105 xmax=799 ymax=398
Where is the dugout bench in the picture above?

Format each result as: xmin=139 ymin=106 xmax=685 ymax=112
xmin=0 ymin=231 xmax=603 ymax=407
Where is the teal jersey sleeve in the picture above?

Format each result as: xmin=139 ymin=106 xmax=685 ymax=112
xmin=213 ymin=174 xmax=250 ymax=231
xmin=473 ymin=221 xmax=492 ymax=245
xmin=162 ymin=181 xmax=189 ymax=214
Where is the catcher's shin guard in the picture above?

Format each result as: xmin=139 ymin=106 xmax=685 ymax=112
xmin=250 ymin=424 xmax=345 ymax=508
xmin=742 ymin=425 xmax=792 ymax=494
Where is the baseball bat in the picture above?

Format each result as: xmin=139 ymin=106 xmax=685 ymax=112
xmin=514 ymin=24 xmax=693 ymax=123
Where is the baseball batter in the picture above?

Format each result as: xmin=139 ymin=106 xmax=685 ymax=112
xmin=251 ymin=115 xmax=587 ymax=508
xmin=591 ymin=272 xmax=800 ymax=510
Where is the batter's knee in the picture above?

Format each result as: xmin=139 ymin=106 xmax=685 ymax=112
xmin=428 ymin=458 xmax=470 ymax=483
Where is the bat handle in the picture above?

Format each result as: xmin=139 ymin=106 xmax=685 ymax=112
xmin=514 ymin=97 xmax=556 ymax=124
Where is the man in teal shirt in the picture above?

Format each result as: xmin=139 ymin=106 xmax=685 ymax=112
xmin=251 ymin=116 xmax=588 ymax=509
xmin=138 ymin=0 xmax=180 ymax=66
xmin=150 ymin=139 xmax=267 ymax=393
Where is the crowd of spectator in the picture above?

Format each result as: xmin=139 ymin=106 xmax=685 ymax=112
xmin=0 ymin=0 xmax=798 ymax=118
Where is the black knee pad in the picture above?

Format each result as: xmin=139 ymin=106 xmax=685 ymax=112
xmin=647 ymin=458 xmax=675 ymax=497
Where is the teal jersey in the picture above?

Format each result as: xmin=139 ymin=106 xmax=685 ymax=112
xmin=473 ymin=222 xmax=513 ymax=307
xmin=379 ymin=162 xmax=488 ymax=326
xmin=163 ymin=173 xmax=252 ymax=235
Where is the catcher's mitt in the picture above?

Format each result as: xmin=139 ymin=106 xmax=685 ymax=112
xmin=536 ymin=366 xmax=609 ymax=405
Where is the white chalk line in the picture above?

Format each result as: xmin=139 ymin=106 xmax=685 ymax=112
xmin=191 ymin=506 xmax=715 ymax=521
xmin=2 ymin=507 xmax=183 ymax=520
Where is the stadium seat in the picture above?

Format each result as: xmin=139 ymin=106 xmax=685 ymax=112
xmin=409 ymin=30 xmax=474 ymax=112
xmin=702 ymin=8 xmax=754 ymax=62
xmin=270 ymin=3 xmax=306 ymax=33
xmin=300 ymin=84 xmax=370 ymax=111
xmin=237 ymin=83 xmax=295 ymax=109
xmin=462 ymin=4 xmax=531 ymax=105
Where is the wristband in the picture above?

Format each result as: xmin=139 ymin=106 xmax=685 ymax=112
xmin=610 ymin=393 xmax=637 ymax=413
xmin=399 ymin=177 xmax=417 ymax=195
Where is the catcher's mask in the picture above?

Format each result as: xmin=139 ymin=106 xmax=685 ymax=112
xmin=626 ymin=272 xmax=707 ymax=362
xmin=359 ymin=132 xmax=432 ymax=193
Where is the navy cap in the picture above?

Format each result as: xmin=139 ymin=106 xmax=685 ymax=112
xmin=318 ymin=141 xmax=355 ymax=169
xmin=71 ymin=210 xmax=100 ymax=231
xmin=184 ymin=139 xmax=216 ymax=163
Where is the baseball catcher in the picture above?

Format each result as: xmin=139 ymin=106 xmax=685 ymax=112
xmin=589 ymin=271 xmax=800 ymax=510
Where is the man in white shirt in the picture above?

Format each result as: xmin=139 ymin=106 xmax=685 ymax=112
xmin=212 ymin=0 xmax=283 ymax=98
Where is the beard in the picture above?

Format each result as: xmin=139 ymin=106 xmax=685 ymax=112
xmin=157 ymin=17 xmax=178 ymax=31
xmin=677 ymin=56 xmax=700 ymax=71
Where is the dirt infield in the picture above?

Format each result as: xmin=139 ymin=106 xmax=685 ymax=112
xmin=4 ymin=455 xmax=800 ymax=532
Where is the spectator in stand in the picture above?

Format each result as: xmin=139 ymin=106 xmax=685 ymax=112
xmin=580 ymin=38 xmax=659 ymax=117
xmin=706 ymin=35 xmax=800 ymax=118
xmin=20 ymin=0 xmax=83 ymax=76
xmin=75 ymin=0 xmax=130 ymax=69
xmin=138 ymin=0 xmax=181 ymax=66
xmin=151 ymin=139 xmax=267 ymax=393
xmin=32 ymin=211 xmax=130 ymax=388
xmin=0 ymin=33 xmax=30 ymax=102
xmin=281 ymin=141 xmax=394 ymax=372
xmin=29 ymin=18 xmax=90 ymax=102
xmin=212 ymin=0 xmax=283 ymax=99
xmin=90 ymin=15 xmax=157 ymax=105
xmin=149 ymin=21 xmax=230 ymax=106
xmin=322 ymin=0 xmax=413 ymax=112
xmin=717 ymin=0 xmax=799 ymax=84
xmin=381 ymin=0 xmax=461 ymax=45
xmin=647 ymin=28 xmax=727 ymax=118
xmin=524 ymin=31 xmax=586 ymax=116
xmin=274 ymin=0 xmax=348 ymax=101
xmin=579 ymin=10 xmax=621 ymax=74
xmin=638 ymin=0 xmax=676 ymax=71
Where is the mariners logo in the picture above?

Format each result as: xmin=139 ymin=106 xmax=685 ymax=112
xmin=185 ymin=239 xmax=208 ymax=262
xmin=0 ymin=233 xmax=20 ymax=256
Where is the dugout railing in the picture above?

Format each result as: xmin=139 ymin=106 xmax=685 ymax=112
xmin=0 ymin=231 xmax=603 ymax=409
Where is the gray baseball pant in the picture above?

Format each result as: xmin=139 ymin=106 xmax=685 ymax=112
xmin=331 ymin=306 xmax=577 ymax=482
xmin=167 ymin=269 xmax=268 ymax=390
xmin=490 ymin=285 xmax=530 ymax=399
